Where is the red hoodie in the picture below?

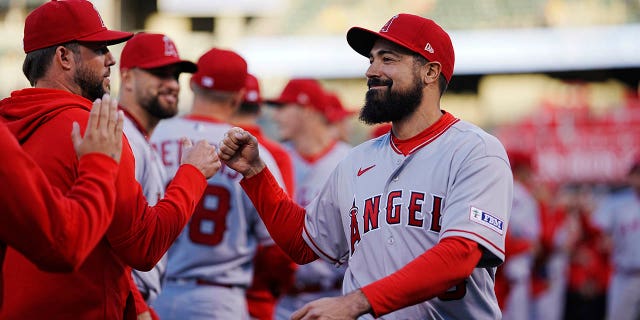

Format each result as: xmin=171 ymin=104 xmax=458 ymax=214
xmin=0 ymin=121 xmax=118 ymax=309
xmin=0 ymin=88 xmax=207 ymax=319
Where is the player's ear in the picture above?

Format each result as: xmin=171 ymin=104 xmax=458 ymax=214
xmin=423 ymin=62 xmax=441 ymax=85
xmin=120 ymin=68 xmax=134 ymax=91
xmin=56 ymin=45 xmax=75 ymax=71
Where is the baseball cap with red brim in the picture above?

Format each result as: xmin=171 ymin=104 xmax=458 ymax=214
xmin=325 ymin=92 xmax=355 ymax=124
xmin=346 ymin=13 xmax=455 ymax=82
xmin=120 ymin=32 xmax=197 ymax=73
xmin=266 ymin=78 xmax=330 ymax=116
xmin=191 ymin=48 xmax=248 ymax=92
xmin=23 ymin=0 xmax=133 ymax=53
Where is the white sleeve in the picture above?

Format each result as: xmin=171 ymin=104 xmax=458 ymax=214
xmin=302 ymin=167 xmax=350 ymax=265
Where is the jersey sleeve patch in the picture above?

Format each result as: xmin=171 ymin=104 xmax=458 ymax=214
xmin=469 ymin=206 xmax=504 ymax=235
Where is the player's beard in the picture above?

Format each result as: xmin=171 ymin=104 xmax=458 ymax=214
xmin=74 ymin=64 xmax=107 ymax=102
xmin=359 ymin=76 xmax=424 ymax=125
xmin=138 ymin=90 xmax=179 ymax=120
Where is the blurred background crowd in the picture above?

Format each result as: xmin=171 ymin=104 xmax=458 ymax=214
xmin=1 ymin=1 xmax=639 ymax=319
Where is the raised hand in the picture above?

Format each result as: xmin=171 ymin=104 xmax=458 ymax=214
xmin=180 ymin=138 xmax=221 ymax=179
xmin=72 ymin=93 xmax=124 ymax=162
xmin=217 ymin=127 xmax=265 ymax=178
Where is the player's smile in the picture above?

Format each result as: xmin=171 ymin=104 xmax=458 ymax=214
xmin=367 ymin=78 xmax=392 ymax=91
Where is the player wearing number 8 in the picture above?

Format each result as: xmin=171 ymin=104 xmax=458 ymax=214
xmin=150 ymin=48 xmax=285 ymax=319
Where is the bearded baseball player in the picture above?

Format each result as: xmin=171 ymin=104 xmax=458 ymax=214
xmin=150 ymin=48 xmax=285 ymax=320
xmin=218 ymin=13 xmax=513 ymax=319
xmin=591 ymin=159 xmax=640 ymax=320
xmin=118 ymin=32 xmax=198 ymax=319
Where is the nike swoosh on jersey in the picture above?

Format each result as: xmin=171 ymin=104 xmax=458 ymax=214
xmin=357 ymin=165 xmax=376 ymax=176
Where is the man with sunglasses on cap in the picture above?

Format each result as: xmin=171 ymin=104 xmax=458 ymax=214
xmin=117 ymin=32 xmax=198 ymax=320
xmin=218 ymin=13 xmax=512 ymax=319
xmin=0 ymin=1 xmax=221 ymax=319
xmin=151 ymin=48 xmax=285 ymax=320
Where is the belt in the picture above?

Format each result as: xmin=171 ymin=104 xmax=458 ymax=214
xmin=167 ymin=277 xmax=240 ymax=289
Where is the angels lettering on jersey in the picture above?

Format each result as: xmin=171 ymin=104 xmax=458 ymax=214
xmin=349 ymin=192 xmax=444 ymax=255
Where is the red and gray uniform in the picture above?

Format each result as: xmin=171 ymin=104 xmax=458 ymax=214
xmin=122 ymin=112 xmax=170 ymax=306
xmin=150 ymin=115 xmax=283 ymax=320
xmin=592 ymin=188 xmax=640 ymax=320
xmin=242 ymin=111 xmax=512 ymax=319
xmin=276 ymin=140 xmax=352 ymax=319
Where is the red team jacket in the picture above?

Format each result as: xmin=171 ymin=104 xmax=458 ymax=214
xmin=0 ymin=88 xmax=207 ymax=319
xmin=0 ymin=123 xmax=118 ymax=309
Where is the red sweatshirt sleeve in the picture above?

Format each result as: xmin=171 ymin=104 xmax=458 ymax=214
xmin=106 ymin=137 xmax=207 ymax=270
xmin=0 ymin=124 xmax=118 ymax=271
xmin=361 ymin=237 xmax=482 ymax=318
xmin=240 ymin=168 xmax=317 ymax=264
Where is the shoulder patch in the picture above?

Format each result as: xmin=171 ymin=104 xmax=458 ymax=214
xmin=469 ymin=207 xmax=504 ymax=234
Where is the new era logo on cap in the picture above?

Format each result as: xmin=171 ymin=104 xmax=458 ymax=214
xmin=425 ymin=43 xmax=434 ymax=54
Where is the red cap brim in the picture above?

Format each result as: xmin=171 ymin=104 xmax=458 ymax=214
xmin=347 ymin=26 xmax=415 ymax=59
xmin=77 ymin=29 xmax=133 ymax=46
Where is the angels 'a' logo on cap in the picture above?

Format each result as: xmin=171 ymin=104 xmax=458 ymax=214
xmin=163 ymin=36 xmax=178 ymax=57
xmin=424 ymin=42 xmax=434 ymax=54
xmin=380 ymin=14 xmax=399 ymax=33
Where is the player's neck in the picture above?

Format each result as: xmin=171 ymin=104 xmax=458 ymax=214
xmin=393 ymin=102 xmax=442 ymax=140
xmin=293 ymin=128 xmax=335 ymax=157
xmin=190 ymin=101 xmax=233 ymax=123
xmin=120 ymin=103 xmax=159 ymax=136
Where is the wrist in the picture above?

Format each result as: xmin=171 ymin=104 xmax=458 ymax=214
xmin=243 ymin=160 xmax=266 ymax=179
xmin=347 ymin=289 xmax=372 ymax=317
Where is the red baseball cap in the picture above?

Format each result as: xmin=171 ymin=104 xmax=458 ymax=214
xmin=267 ymin=78 xmax=330 ymax=116
xmin=325 ymin=92 xmax=355 ymax=124
xmin=243 ymin=74 xmax=262 ymax=104
xmin=23 ymin=0 xmax=133 ymax=53
xmin=346 ymin=13 xmax=455 ymax=82
xmin=120 ymin=32 xmax=197 ymax=73
xmin=191 ymin=48 xmax=248 ymax=92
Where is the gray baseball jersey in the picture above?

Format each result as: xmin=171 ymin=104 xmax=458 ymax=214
xmin=277 ymin=141 xmax=352 ymax=319
xmin=150 ymin=116 xmax=283 ymax=319
xmin=302 ymin=118 xmax=512 ymax=319
xmin=123 ymin=115 xmax=170 ymax=304
xmin=592 ymin=188 xmax=640 ymax=320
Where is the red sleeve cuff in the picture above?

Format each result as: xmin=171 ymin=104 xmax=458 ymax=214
xmin=361 ymin=237 xmax=482 ymax=317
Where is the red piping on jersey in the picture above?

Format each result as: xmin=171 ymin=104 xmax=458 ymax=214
xmin=299 ymin=140 xmax=338 ymax=164
xmin=120 ymin=107 xmax=150 ymax=141
xmin=441 ymin=229 xmax=505 ymax=255
xmin=183 ymin=114 xmax=226 ymax=124
xmin=390 ymin=111 xmax=459 ymax=156
xmin=302 ymin=224 xmax=341 ymax=264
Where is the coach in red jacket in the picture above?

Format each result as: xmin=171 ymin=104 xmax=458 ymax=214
xmin=0 ymin=1 xmax=220 ymax=319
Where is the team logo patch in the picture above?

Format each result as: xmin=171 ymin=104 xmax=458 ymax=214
xmin=469 ymin=207 xmax=504 ymax=234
